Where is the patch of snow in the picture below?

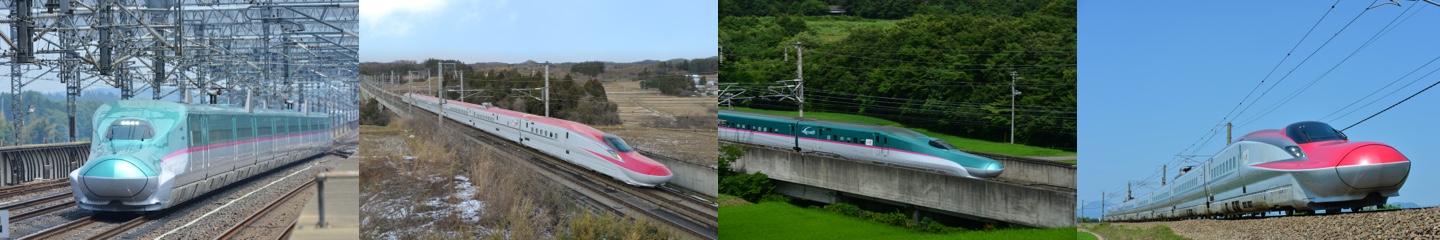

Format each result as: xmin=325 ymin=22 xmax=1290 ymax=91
xmin=455 ymin=200 xmax=485 ymax=222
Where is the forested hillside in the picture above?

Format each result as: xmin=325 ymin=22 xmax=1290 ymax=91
xmin=721 ymin=0 xmax=1076 ymax=150
xmin=0 ymin=91 xmax=106 ymax=145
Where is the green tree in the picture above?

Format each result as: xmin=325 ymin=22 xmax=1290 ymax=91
xmin=570 ymin=61 xmax=606 ymax=77
xmin=720 ymin=0 xmax=1077 ymax=150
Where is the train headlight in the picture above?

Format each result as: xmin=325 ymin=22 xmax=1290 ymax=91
xmin=1285 ymin=146 xmax=1305 ymax=158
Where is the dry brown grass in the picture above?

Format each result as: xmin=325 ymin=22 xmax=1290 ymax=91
xmin=562 ymin=211 xmax=674 ymax=240
xmin=361 ymin=115 xmax=671 ymax=239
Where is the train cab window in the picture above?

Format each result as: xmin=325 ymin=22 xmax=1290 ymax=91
xmin=1285 ymin=121 xmax=1347 ymax=144
xmin=602 ymin=135 xmax=635 ymax=152
xmin=927 ymin=140 xmax=958 ymax=150
xmin=107 ymin=119 xmax=154 ymax=140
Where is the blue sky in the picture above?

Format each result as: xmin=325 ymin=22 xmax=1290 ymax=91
xmin=1080 ymin=1 xmax=1440 ymax=218
xmin=360 ymin=0 xmax=718 ymax=63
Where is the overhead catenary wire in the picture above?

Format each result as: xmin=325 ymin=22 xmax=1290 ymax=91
xmin=1341 ymin=66 xmax=1440 ymax=131
xmin=1161 ymin=0 xmax=1350 ymax=170
xmin=1236 ymin=0 xmax=1408 ymax=128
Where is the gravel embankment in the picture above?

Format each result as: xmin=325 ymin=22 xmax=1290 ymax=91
xmin=1116 ymin=208 xmax=1440 ymax=239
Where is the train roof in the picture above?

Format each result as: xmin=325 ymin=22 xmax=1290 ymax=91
xmin=410 ymin=93 xmax=610 ymax=142
xmin=97 ymin=100 xmax=328 ymax=118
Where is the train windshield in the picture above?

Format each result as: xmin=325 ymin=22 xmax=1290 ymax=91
xmin=928 ymin=139 xmax=958 ymax=150
xmin=107 ymin=119 xmax=154 ymax=140
xmin=603 ymin=135 xmax=635 ymax=152
xmin=1285 ymin=121 xmax=1347 ymax=144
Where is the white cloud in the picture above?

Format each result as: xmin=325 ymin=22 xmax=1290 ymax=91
xmin=360 ymin=0 xmax=450 ymax=37
xmin=457 ymin=0 xmax=511 ymax=25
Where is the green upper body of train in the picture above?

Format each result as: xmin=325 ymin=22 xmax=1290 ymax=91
xmin=718 ymin=110 xmax=1003 ymax=179
xmin=70 ymin=100 xmax=331 ymax=212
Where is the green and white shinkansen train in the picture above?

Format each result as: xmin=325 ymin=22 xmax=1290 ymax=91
xmin=719 ymin=110 xmax=1003 ymax=179
xmin=70 ymin=100 xmax=332 ymax=212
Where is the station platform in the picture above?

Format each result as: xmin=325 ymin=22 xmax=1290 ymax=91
xmin=289 ymin=155 xmax=361 ymax=239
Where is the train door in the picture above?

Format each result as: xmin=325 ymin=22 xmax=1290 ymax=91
xmin=877 ymin=135 xmax=889 ymax=157
xmin=811 ymin=126 xmax=824 ymax=151
xmin=1204 ymin=159 xmax=1213 ymax=216
xmin=186 ymin=114 xmax=205 ymax=185
xmin=522 ymin=121 xmax=531 ymax=142
xmin=1240 ymin=146 xmax=1250 ymax=195
xmin=790 ymin=123 xmax=798 ymax=149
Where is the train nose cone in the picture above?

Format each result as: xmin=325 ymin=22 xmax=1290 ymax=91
xmin=1335 ymin=145 xmax=1410 ymax=189
xmin=80 ymin=159 xmax=151 ymax=198
xmin=637 ymin=165 xmax=673 ymax=185
xmin=967 ymin=162 xmax=1004 ymax=179
xmin=645 ymin=165 xmax=673 ymax=177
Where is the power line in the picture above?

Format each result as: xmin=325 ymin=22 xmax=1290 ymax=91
xmin=1164 ymin=0 xmax=1349 ymax=165
xmin=1342 ymin=65 xmax=1440 ymax=130
xmin=1318 ymin=2 xmax=1430 ymax=122
xmin=1231 ymin=1 xmax=1380 ymax=127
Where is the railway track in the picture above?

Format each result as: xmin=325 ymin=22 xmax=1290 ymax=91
xmin=21 ymin=212 xmax=157 ymax=240
xmin=381 ymin=88 xmax=717 ymax=239
xmin=216 ymin=178 xmax=317 ymax=239
xmin=17 ymin=154 xmax=332 ymax=239
xmin=6 ymin=192 xmax=74 ymax=222
xmin=0 ymin=179 xmax=70 ymax=199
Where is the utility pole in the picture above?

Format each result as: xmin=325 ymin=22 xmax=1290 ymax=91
xmin=1101 ymin=192 xmax=1106 ymax=222
xmin=796 ymin=42 xmax=804 ymax=118
xmin=1162 ymin=165 xmax=1167 ymax=186
xmin=1226 ymin=122 xmax=1233 ymax=145
xmin=408 ymin=70 xmax=417 ymax=114
xmin=438 ymin=62 xmax=445 ymax=131
xmin=544 ymin=62 xmax=550 ymax=117
xmin=1010 ymin=71 xmax=1021 ymax=144
xmin=458 ymin=70 xmax=465 ymax=103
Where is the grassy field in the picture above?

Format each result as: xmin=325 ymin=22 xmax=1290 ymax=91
xmin=726 ymin=107 xmax=1076 ymax=157
xmin=1082 ymin=223 xmax=1189 ymax=240
xmin=721 ymin=202 xmax=1076 ymax=239
xmin=1077 ymin=230 xmax=1099 ymax=240
xmin=799 ymin=16 xmax=899 ymax=44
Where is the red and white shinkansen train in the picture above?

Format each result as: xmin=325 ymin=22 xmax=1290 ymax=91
xmin=404 ymin=93 xmax=673 ymax=187
xmin=1105 ymin=121 xmax=1410 ymax=221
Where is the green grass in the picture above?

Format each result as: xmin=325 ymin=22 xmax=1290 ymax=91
xmin=727 ymin=107 xmax=1076 ymax=157
xmin=1083 ymin=223 xmax=1189 ymax=240
xmin=721 ymin=202 xmax=1076 ymax=240
xmin=1077 ymin=230 xmax=1099 ymax=240
xmin=799 ymin=16 xmax=899 ymax=44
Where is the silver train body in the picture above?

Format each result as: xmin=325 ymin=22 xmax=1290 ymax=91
xmin=1105 ymin=122 xmax=1410 ymax=221
xmin=404 ymin=94 xmax=673 ymax=187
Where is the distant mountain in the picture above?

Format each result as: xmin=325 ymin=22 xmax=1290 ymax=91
xmin=1393 ymin=202 xmax=1426 ymax=209
xmin=36 ymin=88 xmax=141 ymax=103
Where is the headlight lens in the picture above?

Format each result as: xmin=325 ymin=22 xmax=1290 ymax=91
xmin=1285 ymin=146 xmax=1305 ymax=158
